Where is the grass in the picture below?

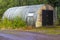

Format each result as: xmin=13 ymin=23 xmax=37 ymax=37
xmin=0 ymin=17 xmax=60 ymax=34
xmin=24 ymin=26 xmax=60 ymax=35
xmin=0 ymin=26 xmax=60 ymax=35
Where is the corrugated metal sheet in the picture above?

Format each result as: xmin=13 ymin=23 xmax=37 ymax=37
xmin=3 ymin=4 xmax=44 ymax=19
xmin=2 ymin=4 xmax=44 ymax=26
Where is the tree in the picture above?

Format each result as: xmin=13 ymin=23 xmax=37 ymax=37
xmin=47 ymin=0 xmax=60 ymax=24
xmin=0 ymin=0 xmax=20 ymax=18
xmin=47 ymin=0 xmax=60 ymax=7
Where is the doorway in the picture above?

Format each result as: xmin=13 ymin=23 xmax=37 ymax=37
xmin=26 ymin=16 xmax=35 ymax=26
xmin=42 ymin=10 xmax=53 ymax=26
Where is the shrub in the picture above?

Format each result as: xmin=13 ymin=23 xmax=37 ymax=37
xmin=0 ymin=17 xmax=27 ymax=29
xmin=12 ymin=17 xmax=27 ymax=29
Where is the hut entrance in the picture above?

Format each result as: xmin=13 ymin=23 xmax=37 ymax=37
xmin=26 ymin=13 xmax=35 ymax=26
xmin=42 ymin=10 xmax=53 ymax=26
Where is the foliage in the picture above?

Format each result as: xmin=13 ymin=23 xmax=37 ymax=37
xmin=0 ymin=0 xmax=18 ymax=18
xmin=0 ymin=18 xmax=27 ymax=29
xmin=47 ymin=0 xmax=60 ymax=7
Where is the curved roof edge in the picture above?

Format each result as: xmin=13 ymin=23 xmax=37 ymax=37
xmin=8 ymin=4 xmax=44 ymax=9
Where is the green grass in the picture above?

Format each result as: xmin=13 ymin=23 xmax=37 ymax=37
xmin=25 ymin=26 xmax=60 ymax=35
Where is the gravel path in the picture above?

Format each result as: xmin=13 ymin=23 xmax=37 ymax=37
xmin=0 ymin=30 xmax=60 ymax=40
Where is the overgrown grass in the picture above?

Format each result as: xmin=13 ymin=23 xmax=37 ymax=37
xmin=24 ymin=26 xmax=60 ymax=35
xmin=0 ymin=17 xmax=60 ymax=34
xmin=0 ymin=17 xmax=27 ymax=29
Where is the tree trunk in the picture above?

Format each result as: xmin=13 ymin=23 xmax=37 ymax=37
xmin=53 ymin=7 xmax=57 ymax=25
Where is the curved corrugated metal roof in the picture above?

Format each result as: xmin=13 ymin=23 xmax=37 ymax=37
xmin=2 ymin=4 xmax=44 ymax=20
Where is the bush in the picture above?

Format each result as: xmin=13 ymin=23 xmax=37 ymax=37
xmin=0 ymin=17 xmax=27 ymax=29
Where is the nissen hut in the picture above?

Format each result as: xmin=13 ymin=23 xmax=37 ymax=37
xmin=3 ymin=4 xmax=57 ymax=27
